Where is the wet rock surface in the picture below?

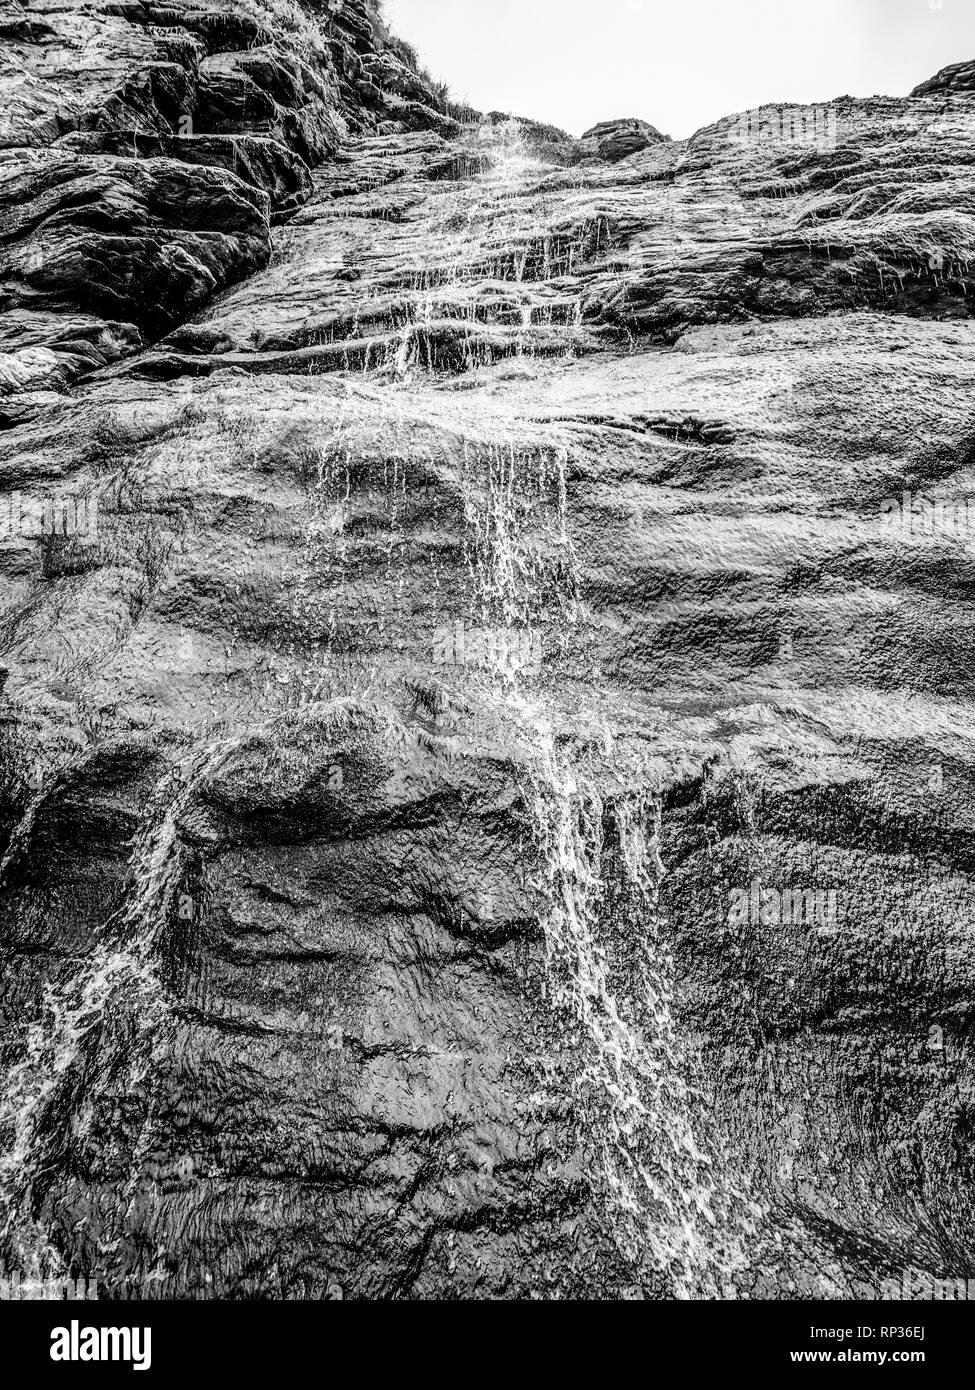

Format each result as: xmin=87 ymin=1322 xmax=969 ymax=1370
xmin=1 ymin=1 xmax=975 ymax=1301
xmin=0 ymin=0 xmax=460 ymax=396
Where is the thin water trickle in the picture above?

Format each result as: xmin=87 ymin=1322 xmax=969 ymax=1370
xmin=375 ymin=118 xmax=589 ymax=379
xmin=460 ymin=438 xmax=577 ymax=631
xmin=0 ymin=736 xmax=243 ymax=1276
xmin=518 ymin=707 xmax=760 ymax=1297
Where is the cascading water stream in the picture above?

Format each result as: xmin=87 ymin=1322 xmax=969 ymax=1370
xmin=0 ymin=735 xmax=245 ymax=1277
xmin=385 ymin=118 xmax=589 ymax=377
xmin=360 ymin=124 xmax=764 ymax=1289
xmin=460 ymin=435 xmax=579 ymax=638
xmin=524 ymin=721 xmax=760 ymax=1297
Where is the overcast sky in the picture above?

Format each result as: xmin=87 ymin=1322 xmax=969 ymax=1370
xmin=384 ymin=0 xmax=975 ymax=138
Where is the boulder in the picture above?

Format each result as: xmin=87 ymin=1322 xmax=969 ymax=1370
xmin=581 ymin=116 xmax=669 ymax=160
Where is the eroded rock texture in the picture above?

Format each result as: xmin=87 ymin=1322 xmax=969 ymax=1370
xmin=0 ymin=0 xmax=464 ymax=402
xmin=1 ymin=1 xmax=975 ymax=1301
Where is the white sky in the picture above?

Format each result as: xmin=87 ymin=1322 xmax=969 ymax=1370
xmin=383 ymin=0 xmax=975 ymax=138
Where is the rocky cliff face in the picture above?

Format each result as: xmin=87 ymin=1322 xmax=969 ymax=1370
xmin=0 ymin=0 xmax=463 ymax=404
xmin=2 ymin=3 xmax=975 ymax=1301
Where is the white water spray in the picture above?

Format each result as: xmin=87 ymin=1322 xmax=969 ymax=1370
xmin=526 ymin=723 xmax=759 ymax=1297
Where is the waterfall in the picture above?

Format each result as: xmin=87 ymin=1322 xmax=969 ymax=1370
xmin=0 ymin=111 xmax=763 ymax=1296
xmin=380 ymin=117 xmax=588 ymax=378
xmin=377 ymin=121 xmax=762 ymax=1292
xmin=525 ymin=722 xmax=759 ymax=1298
xmin=461 ymin=436 xmax=579 ymax=639
xmin=0 ymin=736 xmax=243 ymax=1277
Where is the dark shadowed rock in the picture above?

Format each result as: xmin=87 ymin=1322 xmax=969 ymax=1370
xmin=911 ymin=58 xmax=975 ymax=95
xmin=0 ymin=151 xmax=271 ymax=336
xmin=0 ymin=0 xmax=462 ymax=401
xmin=581 ymin=116 xmax=669 ymax=160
